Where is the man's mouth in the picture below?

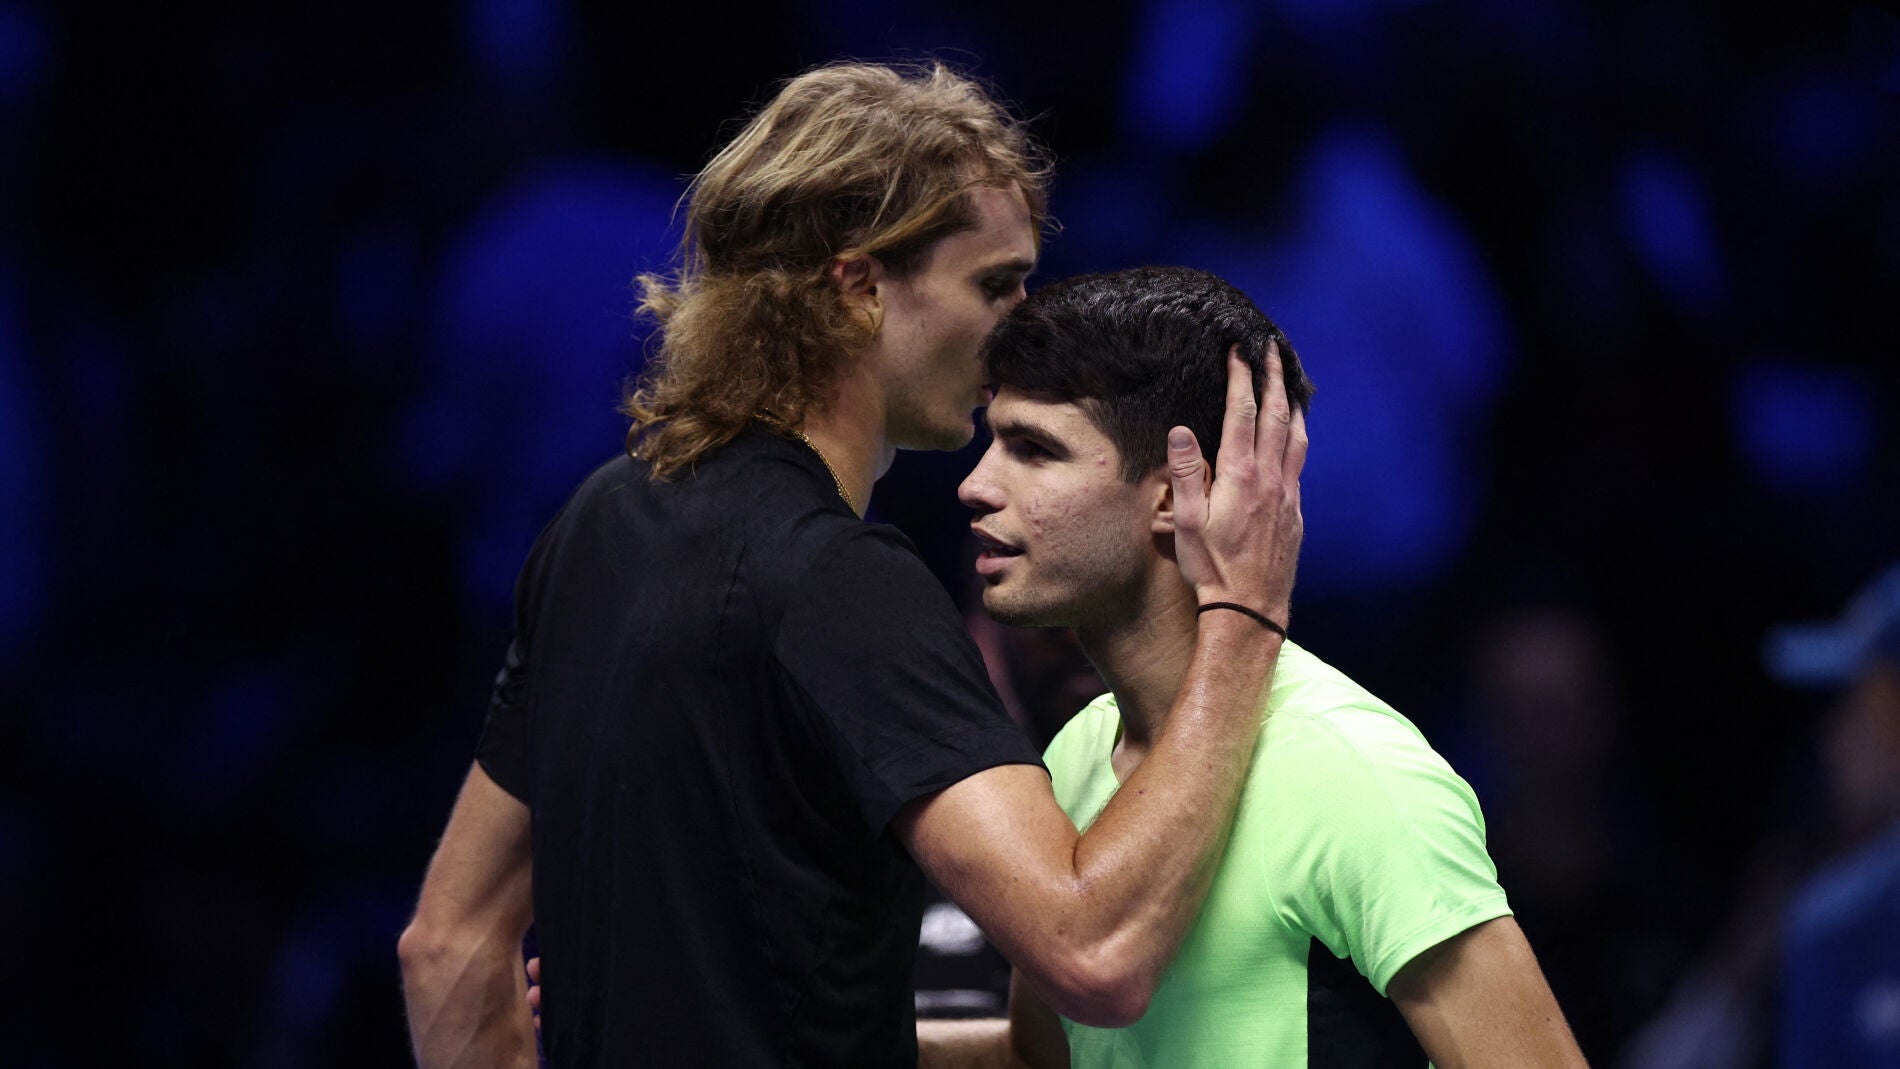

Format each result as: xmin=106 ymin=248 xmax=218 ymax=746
xmin=971 ymin=527 xmax=1021 ymax=557
xmin=971 ymin=528 xmax=1022 ymax=577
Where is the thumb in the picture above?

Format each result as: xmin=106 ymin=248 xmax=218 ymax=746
xmin=1168 ymin=427 xmax=1207 ymax=529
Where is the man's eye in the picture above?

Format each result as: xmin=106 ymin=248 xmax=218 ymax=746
xmin=1009 ymin=438 xmax=1048 ymax=459
xmin=984 ymin=277 xmax=1020 ymax=299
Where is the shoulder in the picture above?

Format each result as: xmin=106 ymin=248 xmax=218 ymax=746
xmin=508 ymin=453 xmax=647 ymax=597
xmin=768 ymin=517 xmax=964 ymax=669
xmin=1248 ymin=644 xmax=1490 ymax=863
xmin=542 ymin=452 xmax=648 ymax=528
xmin=774 ymin=522 xmax=940 ymax=626
xmin=1248 ymin=648 xmax=1509 ymax=992
xmin=1259 ymin=644 xmax=1448 ymax=783
xmin=1264 ymin=643 xmax=1408 ymax=732
xmin=655 ymin=429 xmax=906 ymax=584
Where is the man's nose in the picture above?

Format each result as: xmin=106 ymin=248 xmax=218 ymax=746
xmin=957 ymin=454 xmax=1000 ymax=510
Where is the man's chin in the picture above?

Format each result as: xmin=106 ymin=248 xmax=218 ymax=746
xmin=981 ymin=591 xmax=1058 ymax=629
xmin=932 ymin=415 xmax=979 ymax=452
xmin=891 ymin=410 xmax=978 ymax=453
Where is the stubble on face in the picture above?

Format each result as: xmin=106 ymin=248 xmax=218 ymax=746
xmin=965 ymin=395 xmax=1162 ymax=633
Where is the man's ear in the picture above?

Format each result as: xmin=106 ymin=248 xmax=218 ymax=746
xmin=831 ymin=253 xmax=883 ymax=295
xmin=1149 ymin=471 xmax=1177 ymax=536
xmin=831 ymin=253 xmax=884 ymax=332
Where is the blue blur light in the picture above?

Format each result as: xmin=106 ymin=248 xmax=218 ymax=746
xmin=1123 ymin=0 xmax=1252 ymax=151
xmin=1769 ymin=77 xmax=1880 ymax=189
xmin=1730 ymin=360 xmax=1875 ymax=498
xmin=798 ymin=0 xmax=997 ymax=71
xmin=1276 ymin=0 xmax=1417 ymax=23
xmin=173 ymin=663 xmax=306 ymax=814
xmin=0 ymin=267 xmax=47 ymax=668
xmin=0 ymin=2 xmax=52 ymax=107
xmin=402 ymin=162 xmax=679 ymax=611
xmin=465 ymin=0 xmax=569 ymax=85
xmin=1617 ymin=151 xmax=1724 ymax=315
xmin=337 ymin=227 xmax=420 ymax=351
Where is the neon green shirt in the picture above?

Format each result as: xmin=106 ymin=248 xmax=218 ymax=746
xmin=1044 ymin=642 xmax=1511 ymax=1068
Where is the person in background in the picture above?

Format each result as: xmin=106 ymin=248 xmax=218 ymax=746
xmin=1768 ymin=563 xmax=1900 ymax=1067
xmin=1454 ymin=607 xmax=1689 ymax=1056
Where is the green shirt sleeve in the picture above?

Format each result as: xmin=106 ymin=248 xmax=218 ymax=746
xmin=1042 ymin=694 xmax=1122 ymax=831
xmin=1256 ymin=705 xmax=1511 ymax=995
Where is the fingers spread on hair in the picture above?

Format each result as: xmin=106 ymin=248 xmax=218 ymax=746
xmin=1220 ymin=347 xmax=1259 ymax=475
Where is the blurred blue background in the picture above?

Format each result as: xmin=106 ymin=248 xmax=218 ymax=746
xmin=3 ymin=1 xmax=1896 ymax=1065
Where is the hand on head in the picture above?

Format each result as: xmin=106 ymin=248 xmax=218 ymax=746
xmin=1166 ymin=340 xmax=1306 ymax=631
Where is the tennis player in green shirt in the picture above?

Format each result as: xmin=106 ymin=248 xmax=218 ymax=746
xmin=921 ymin=266 xmax=1587 ymax=1068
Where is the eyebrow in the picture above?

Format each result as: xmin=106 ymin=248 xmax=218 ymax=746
xmin=979 ymin=257 xmax=1037 ymax=277
xmin=985 ymin=411 xmax=1070 ymax=455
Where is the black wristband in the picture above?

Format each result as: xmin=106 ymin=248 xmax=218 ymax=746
xmin=1198 ymin=601 xmax=1288 ymax=638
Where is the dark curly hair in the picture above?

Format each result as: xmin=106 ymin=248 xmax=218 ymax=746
xmin=982 ymin=265 xmax=1314 ymax=481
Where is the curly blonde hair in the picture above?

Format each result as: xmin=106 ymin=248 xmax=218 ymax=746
xmin=623 ymin=61 xmax=1051 ymax=478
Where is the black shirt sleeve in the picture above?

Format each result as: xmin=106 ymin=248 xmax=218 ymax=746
xmin=474 ymin=506 xmax=568 ymax=804
xmin=475 ymin=635 xmax=532 ymax=801
xmin=774 ymin=524 xmax=1043 ymax=835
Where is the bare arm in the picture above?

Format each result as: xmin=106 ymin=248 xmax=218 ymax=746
xmin=915 ymin=972 xmax=1068 ymax=1069
xmin=398 ymin=762 xmax=537 ymax=1069
xmin=916 ymin=1020 xmax=1026 ymax=1069
xmin=1389 ymin=917 xmax=1589 ymax=1069
xmin=898 ymin=345 xmax=1307 ymax=1027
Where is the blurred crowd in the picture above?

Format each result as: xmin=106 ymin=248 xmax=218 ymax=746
xmin=4 ymin=1 xmax=1895 ymax=1066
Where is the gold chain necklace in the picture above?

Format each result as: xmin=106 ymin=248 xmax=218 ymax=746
xmin=755 ymin=414 xmax=857 ymax=513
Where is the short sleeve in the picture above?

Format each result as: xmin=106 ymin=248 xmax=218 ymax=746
xmin=1263 ymin=709 xmax=1511 ymax=995
xmin=475 ymin=636 xmax=532 ymax=801
xmin=472 ymin=507 xmax=567 ymax=805
xmin=774 ymin=525 xmax=1042 ymax=835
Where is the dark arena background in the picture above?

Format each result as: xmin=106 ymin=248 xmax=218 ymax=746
xmin=5 ymin=1 xmax=1897 ymax=1066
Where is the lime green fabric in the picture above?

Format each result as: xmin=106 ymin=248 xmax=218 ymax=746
xmin=1044 ymin=641 xmax=1511 ymax=1068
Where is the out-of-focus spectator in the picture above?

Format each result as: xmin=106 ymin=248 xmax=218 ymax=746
xmin=1455 ymin=607 xmax=1690 ymax=1058
xmin=1620 ymin=567 xmax=1900 ymax=1069
xmin=1768 ymin=564 xmax=1900 ymax=1067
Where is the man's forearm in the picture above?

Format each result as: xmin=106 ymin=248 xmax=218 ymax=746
xmin=400 ymin=763 xmax=538 ymax=1069
xmin=902 ymin=616 xmax=1282 ymax=1028
xmin=399 ymin=929 xmax=537 ymax=1069
xmin=917 ymin=1018 xmax=1031 ymax=1069
xmin=1052 ymin=614 xmax=1281 ymax=1004
xmin=921 ymin=970 xmax=1071 ymax=1069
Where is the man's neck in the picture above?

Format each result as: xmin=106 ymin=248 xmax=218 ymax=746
xmin=1075 ymin=576 xmax=1201 ymax=783
xmin=797 ymin=377 xmax=890 ymax=517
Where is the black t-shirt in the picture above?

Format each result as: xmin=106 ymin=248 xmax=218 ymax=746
xmin=477 ymin=427 xmax=1040 ymax=1067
